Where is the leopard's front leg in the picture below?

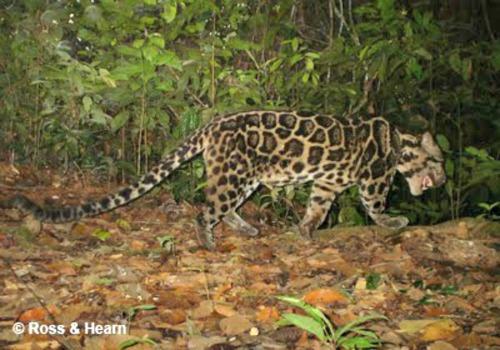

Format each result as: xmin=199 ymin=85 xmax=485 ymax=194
xmin=298 ymin=182 xmax=340 ymax=239
xmin=359 ymin=179 xmax=409 ymax=229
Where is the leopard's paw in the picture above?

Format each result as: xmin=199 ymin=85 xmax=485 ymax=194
xmin=376 ymin=215 xmax=409 ymax=230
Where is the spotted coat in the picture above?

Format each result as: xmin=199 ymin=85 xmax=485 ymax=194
xmin=7 ymin=110 xmax=446 ymax=250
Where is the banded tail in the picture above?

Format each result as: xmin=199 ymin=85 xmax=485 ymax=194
xmin=5 ymin=130 xmax=206 ymax=223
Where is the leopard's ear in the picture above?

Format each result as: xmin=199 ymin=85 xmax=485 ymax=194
xmin=421 ymin=132 xmax=443 ymax=160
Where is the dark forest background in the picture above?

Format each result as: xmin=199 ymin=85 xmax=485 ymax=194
xmin=0 ymin=0 xmax=499 ymax=226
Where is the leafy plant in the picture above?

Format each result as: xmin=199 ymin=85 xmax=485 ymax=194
xmin=0 ymin=0 xmax=498 ymax=224
xmin=366 ymin=273 xmax=382 ymax=290
xmin=119 ymin=336 xmax=157 ymax=350
xmin=477 ymin=202 xmax=500 ymax=220
xmin=127 ymin=304 xmax=157 ymax=321
xmin=157 ymin=234 xmax=176 ymax=255
xmin=276 ymin=295 xmax=386 ymax=349
xmin=254 ymin=185 xmax=308 ymax=223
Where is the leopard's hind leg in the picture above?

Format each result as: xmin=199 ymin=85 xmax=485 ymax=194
xmin=222 ymin=181 xmax=260 ymax=236
xmin=197 ymin=142 xmax=259 ymax=249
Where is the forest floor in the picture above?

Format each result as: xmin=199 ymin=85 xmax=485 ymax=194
xmin=0 ymin=162 xmax=499 ymax=350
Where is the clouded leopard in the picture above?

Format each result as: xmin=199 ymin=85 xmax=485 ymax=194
xmin=6 ymin=110 xmax=446 ymax=250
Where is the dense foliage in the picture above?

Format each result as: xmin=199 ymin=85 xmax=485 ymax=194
xmin=1 ymin=0 xmax=499 ymax=225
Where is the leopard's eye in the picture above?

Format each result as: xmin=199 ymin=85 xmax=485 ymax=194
xmin=401 ymin=150 xmax=416 ymax=162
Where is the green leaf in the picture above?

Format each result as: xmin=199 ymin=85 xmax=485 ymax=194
xmin=158 ymin=235 xmax=175 ymax=248
xmin=227 ymin=38 xmax=260 ymax=51
xmin=99 ymin=68 xmax=117 ymax=88
xmin=127 ymin=304 xmax=157 ymax=320
xmin=82 ymin=96 xmax=92 ymax=112
xmin=133 ymin=39 xmax=145 ymax=49
xmin=337 ymin=336 xmax=380 ymax=349
xmin=116 ymin=45 xmax=142 ymax=58
xmin=134 ymin=304 xmax=156 ymax=311
xmin=338 ymin=206 xmax=365 ymax=226
xmin=449 ymin=52 xmax=462 ymax=75
xmin=150 ymin=35 xmax=165 ymax=49
xmin=90 ymin=107 xmax=111 ymax=125
xmin=83 ymin=5 xmax=103 ymax=24
xmin=377 ymin=0 xmax=396 ymax=21
xmin=156 ymin=80 xmax=174 ymax=92
xmin=465 ymin=146 xmax=493 ymax=160
xmin=144 ymin=0 xmax=156 ymax=4
xmin=305 ymin=58 xmax=314 ymax=71
xmin=40 ymin=10 xmax=59 ymax=25
xmin=119 ymin=337 xmax=157 ymax=350
xmin=305 ymin=52 xmax=320 ymax=59
xmin=333 ymin=314 xmax=386 ymax=341
xmin=436 ymin=134 xmax=450 ymax=152
xmin=445 ymin=159 xmax=454 ymax=177
xmin=289 ymin=53 xmax=303 ymax=66
xmin=111 ymin=111 xmax=131 ymax=132
xmin=276 ymin=296 xmax=335 ymax=336
xmin=156 ymin=50 xmax=182 ymax=70
xmin=92 ymin=229 xmax=112 ymax=241
xmin=95 ymin=278 xmax=114 ymax=286
xmin=280 ymin=313 xmax=327 ymax=341
xmin=142 ymin=45 xmax=159 ymax=63
xmin=366 ymin=273 xmax=381 ymax=290
xmin=407 ymin=58 xmax=423 ymax=80
xmin=414 ymin=48 xmax=432 ymax=60
xmin=112 ymin=64 xmax=144 ymax=80
xmin=302 ymin=72 xmax=310 ymax=83
xmin=119 ymin=339 xmax=140 ymax=350
xmin=162 ymin=1 xmax=177 ymax=23
xmin=269 ymin=58 xmax=283 ymax=72
xmin=116 ymin=219 xmax=132 ymax=231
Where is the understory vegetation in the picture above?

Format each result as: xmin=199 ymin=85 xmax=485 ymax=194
xmin=0 ymin=0 xmax=499 ymax=225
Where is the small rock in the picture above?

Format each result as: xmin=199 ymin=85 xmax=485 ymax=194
xmin=354 ymin=277 xmax=367 ymax=291
xmin=380 ymin=331 xmax=403 ymax=345
xmin=249 ymin=327 xmax=259 ymax=336
xmin=472 ymin=319 xmax=497 ymax=334
xmin=427 ymin=340 xmax=457 ymax=350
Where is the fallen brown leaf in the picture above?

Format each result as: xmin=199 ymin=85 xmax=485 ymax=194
xmin=18 ymin=305 xmax=59 ymax=323
xmin=420 ymin=319 xmax=460 ymax=341
xmin=192 ymin=300 xmax=214 ymax=319
xmin=303 ymin=288 xmax=348 ymax=306
xmin=213 ymin=303 xmax=236 ymax=317
xmin=255 ymin=306 xmax=280 ymax=323
xmin=219 ymin=314 xmax=253 ymax=335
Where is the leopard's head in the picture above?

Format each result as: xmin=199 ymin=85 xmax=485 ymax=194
xmin=397 ymin=132 xmax=446 ymax=196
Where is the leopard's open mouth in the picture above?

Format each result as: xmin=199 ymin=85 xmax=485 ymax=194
xmin=421 ymin=174 xmax=434 ymax=191
xmin=421 ymin=172 xmax=446 ymax=191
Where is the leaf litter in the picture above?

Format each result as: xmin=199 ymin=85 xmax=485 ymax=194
xmin=0 ymin=164 xmax=499 ymax=349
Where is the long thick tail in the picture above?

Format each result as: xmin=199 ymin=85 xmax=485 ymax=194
xmin=6 ymin=130 xmax=206 ymax=223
